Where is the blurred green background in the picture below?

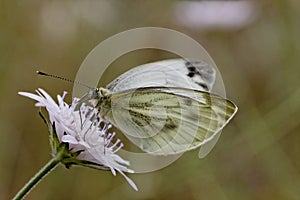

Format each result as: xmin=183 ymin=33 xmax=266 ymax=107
xmin=1 ymin=0 xmax=300 ymax=199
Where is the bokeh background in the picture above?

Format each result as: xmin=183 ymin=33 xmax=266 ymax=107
xmin=1 ymin=0 xmax=300 ymax=199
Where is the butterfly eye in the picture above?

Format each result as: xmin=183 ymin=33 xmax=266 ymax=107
xmin=95 ymin=88 xmax=102 ymax=98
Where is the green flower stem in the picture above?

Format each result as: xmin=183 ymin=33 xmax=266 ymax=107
xmin=12 ymin=149 xmax=65 ymax=200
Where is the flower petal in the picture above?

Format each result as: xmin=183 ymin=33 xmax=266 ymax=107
xmin=61 ymin=135 xmax=78 ymax=144
xmin=19 ymin=88 xmax=138 ymax=191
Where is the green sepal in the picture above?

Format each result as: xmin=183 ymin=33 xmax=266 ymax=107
xmin=66 ymin=159 xmax=110 ymax=171
xmin=38 ymin=109 xmax=50 ymax=127
xmin=38 ymin=110 xmax=61 ymax=156
xmin=59 ymin=149 xmax=109 ymax=170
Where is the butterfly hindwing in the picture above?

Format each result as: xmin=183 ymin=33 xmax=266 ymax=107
xmin=102 ymin=87 xmax=237 ymax=155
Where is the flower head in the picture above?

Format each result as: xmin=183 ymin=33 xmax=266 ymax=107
xmin=18 ymin=88 xmax=138 ymax=191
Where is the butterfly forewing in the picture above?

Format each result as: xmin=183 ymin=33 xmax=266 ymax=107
xmin=103 ymin=87 xmax=237 ymax=155
xmin=106 ymin=59 xmax=216 ymax=93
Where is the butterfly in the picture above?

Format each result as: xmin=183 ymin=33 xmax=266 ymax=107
xmin=81 ymin=59 xmax=238 ymax=155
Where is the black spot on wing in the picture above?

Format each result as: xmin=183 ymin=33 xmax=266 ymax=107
xmin=185 ymin=60 xmax=213 ymax=91
xmin=185 ymin=60 xmax=215 ymax=86
xmin=185 ymin=60 xmax=203 ymax=78
xmin=195 ymin=82 xmax=209 ymax=91
xmin=187 ymin=66 xmax=196 ymax=72
xmin=187 ymin=72 xmax=195 ymax=77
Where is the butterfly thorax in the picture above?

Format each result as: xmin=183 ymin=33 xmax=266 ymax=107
xmin=88 ymin=87 xmax=112 ymax=118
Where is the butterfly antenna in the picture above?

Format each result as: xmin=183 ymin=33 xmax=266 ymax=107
xmin=36 ymin=71 xmax=94 ymax=90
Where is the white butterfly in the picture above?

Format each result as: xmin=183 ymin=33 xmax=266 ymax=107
xmin=85 ymin=59 xmax=238 ymax=155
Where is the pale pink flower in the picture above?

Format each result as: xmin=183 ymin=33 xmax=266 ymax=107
xmin=18 ymin=88 xmax=138 ymax=191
